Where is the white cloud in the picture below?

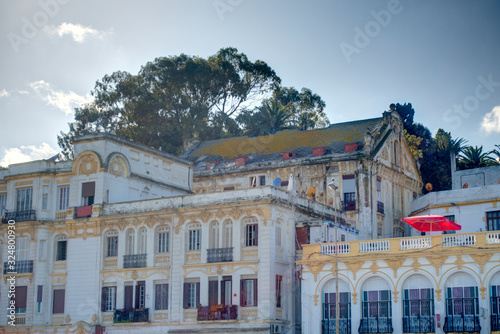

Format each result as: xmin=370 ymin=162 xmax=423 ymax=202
xmin=0 ymin=89 xmax=10 ymax=98
xmin=44 ymin=22 xmax=109 ymax=42
xmin=481 ymin=106 xmax=500 ymax=134
xmin=0 ymin=143 xmax=58 ymax=167
xmin=29 ymin=80 xmax=92 ymax=115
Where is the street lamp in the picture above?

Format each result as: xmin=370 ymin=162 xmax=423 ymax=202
xmin=327 ymin=178 xmax=339 ymax=334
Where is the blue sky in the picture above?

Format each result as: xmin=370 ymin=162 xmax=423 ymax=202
xmin=1 ymin=0 xmax=499 ymax=166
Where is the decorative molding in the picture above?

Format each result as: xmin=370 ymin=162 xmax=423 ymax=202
xmin=392 ymin=290 xmax=399 ymax=303
xmin=15 ymin=180 xmax=33 ymax=187
xmin=454 ymin=254 xmax=465 ymax=269
xmin=186 ymin=251 xmax=201 ymax=262
xmin=480 ymin=286 xmax=487 ymax=300
xmin=471 ymin=253 xmax=492 ymax=274
xmin=412 ymin=258 xmax=422 ymax=272
xmin=435 ymin=288 xmax=442 ymax=302
xmin=51 ymin=273 xmax=67 ymax=285
xmin=57 ymin=178 xmax=71 ymax=184
xmin=385 ymin=258 xmax=405 ymax=278
xmin=369 ymin=261 xmax=379 ymax=274
xmin=427 ymin=256 xmax=447 ymax=275
xmin=155 ymin=254 xmax=170 ymax=264
xmin=183 ymin=261 xmax=258 ymax=277
xmin=241 ymin=247 xmax=258 ymax=258
xmin=104 ymin=257 xmax=118 ymax=267
xmin=184 ymin=310 xmax=197 ymax=320
xmin=102 ymin=267 xmax=170 ymax=282
xmin=241 ymin=307 xmax=258 ymax=318
xmin=344 ymin=260 xmax=364 ymax=280
xmin=65 ymin=313 xmax=72 ymax=324
xmin=54 ymin=261 xmax=67 ymax=271
xmin=78 ymin=154 xmax=99 ymax=175
xmin=306 ymin=262 xmax=324 ymax=282
xmin=352 ymin=292 xmax=358 ymax=305
xmin=102 ymin=312 xmax=114 ymax=323
xmin=154 ymin=311 xmax=169 ymax=320
xmin=52 ymin=315 xmax=64 ymax=325
xmin=313 ymin=294 xmax=319 ymax=306
xmin=109 ymin=156 xmax=127 ymax=177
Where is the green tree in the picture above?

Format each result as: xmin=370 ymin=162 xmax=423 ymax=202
xmin=394 ymin=103 xmax=415 ymax=130
xmin=58 ymin=48 xmax=281 ymax=158
xmin=457 ymin=146 xmax=499 ymax=170
xmin=490 ymin=144 xmax=500 ymax=160
xmin=403 ymin=129 xmax=423 ymax=160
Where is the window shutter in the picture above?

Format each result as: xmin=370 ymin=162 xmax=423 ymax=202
xmin=221 ymin=280 xmax=226 ymax=306
xmin=196 ymin=282 xmax=200 ymax=306
xmin=255 ymin=224 xmax=258 ymax=246
xmin=240 ymin=280 xmax=245 ymax=306
xmin=253 ymin=279 xmax=258 ymax=306
xmin=124 ymin=286 xmax=133 ymax=309
xmin=183 ymin=283 xmax=189 ymax=309
xmin=209 ymin=281 xmax=218 ymax=306
xmin=37 ymin=285 xmax=43 ymax=303
xmin=16 ymin=286 xmax=27 ymax=309
xmin=53 ymin=289 xmax=65 ymax=314
xmin=82 ymin=182 xmax=95 ymax=197
xmin=155 ymin=285 xmax=160 ymax=310
xmin=101 ymin=287 xmax=107 ymax=312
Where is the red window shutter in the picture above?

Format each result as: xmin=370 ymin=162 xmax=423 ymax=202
xmin=53 ymin=289 xmax=65 ymax=314
xmin=101 ymin=287 xmax=107 ymax=312
xmin=183 ymin=283 xmax=189 ymax=309
xmin=37 ymin=285 xmax=43 ymax=303
xmin=15 ymin=286 xmax=27 ymax=309
xmin=240 ymin=280 xmax=245 ymax=306
xmin=82 ymin=182 xmax=95 ymax=197
xmin=253 ymin=279 xmax=258 ymax=306
xmin=124 ymin=286 xmax=133 ymax=309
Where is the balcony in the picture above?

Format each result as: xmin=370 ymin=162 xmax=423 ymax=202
xmin=207 ymin=247 xmax=233 ymax=263
xmin=492 ymin=314 xmax=500 ymax=331
xmin=2 ymin=210 xmax=36 ymax=223
xmin=443 ymin=315 xmax=480 ymax=332
xmin=75 ymin=205 xmax=92 ymax=218
xmin=123 ymin=254 xmax=147 ymax=268
xmin=376 ymin=201 xmax=384 ymax=214
xmin=403 ymin=315 xmax=434 ymax=333
xmin=344 ymin=201 xmax=356 ymax=211
xmin=322 ymin=319 xmax=351 ymax=334
xmin=114 ymin=308 xmax=149 ymax=323
xmin=3 ymin=260 xmax=33 ymax=274
xmin=358 ymin=317 xmax=393 ymax=333
xmin=197 ymin=305 xmax=238 ymax=321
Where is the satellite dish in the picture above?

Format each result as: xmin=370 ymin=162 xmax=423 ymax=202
xmin=307 ymin=186 xmax=316 ymax=198
xmin=273 ymin=178 xmax=282 ymax=187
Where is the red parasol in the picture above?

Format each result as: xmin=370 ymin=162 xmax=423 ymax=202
xmin=401 ymin=214 xmax=461 ymax=232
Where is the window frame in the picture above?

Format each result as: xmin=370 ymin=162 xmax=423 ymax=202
xmin=55 ymin=235 xmax=67 ymax=261
xmin=58 ymin=186 xmax=70 ymax=211
xmin=155 ymin=283 xmax=169 ymax=310
xmin=106 ymin=231 xmax=118 ymax=257
xmin=157 ymin=226 xmax=170 ymax=253
xmin=245 ymin=222 xmax=258 ymax=247
xmin=487 ymin=211 xmax=500 ymax=231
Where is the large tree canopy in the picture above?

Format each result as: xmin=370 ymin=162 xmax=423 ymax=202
xmin=58 ymin=48 xmax=284 ymax=158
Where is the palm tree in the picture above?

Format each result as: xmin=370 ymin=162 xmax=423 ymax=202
xmin=490 ymin=144 xmax=500 ymax=161
xmin=260 ymin=100 xmax=293 ymax=134
xmin=457 ymin=145 xmax=499 ymax=170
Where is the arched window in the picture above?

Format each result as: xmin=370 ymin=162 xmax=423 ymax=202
xmin=125 ymin=229 xmax=135 ymax=255
xmin=444 ymin=273 xmax=480 ymax=332
xmin=322 ymin=279 xmax=351 ymax=333
xmin=156 ymin=226 xmax=170 ymax=253
xmin=244 ymin=217 xmax=258 ymax=247
xmin=402 ymin=275 xmax=435 ymax=333
xmin=275 ymin=221 xmax=282 ymax=247
xmin=105 ymin=230 xmax=118 ymax=257
xmin=223 ymin=220 xmax=233 ymax=248
xmin=209 ymin=221 xmax=220 ymax=249
xmin=138 ymin=227 xmax=147 ymax=254
xmin=55 ymin=235 xmax=68 ymax=261
xmin=360 ymin=277 xmax=392 ymax=333
xmin=187 ymin=223 xmax=201 ymax=251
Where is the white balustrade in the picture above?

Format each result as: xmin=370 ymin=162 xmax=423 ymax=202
xmin=321 ymin=243 xmax=350 ymax=255
xmin=359 ymin=240 xmax=390 ymax=253
xmin=442 ymin=234 xmax=476 ymax=247
xmin=487 ymin=232 xmax=500 ymax=244
xmin=400 ymin=237 xmax=432 ymax=250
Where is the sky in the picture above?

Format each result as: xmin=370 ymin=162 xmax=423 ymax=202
xmin=1 ymin=0 xmax=499 ymax=167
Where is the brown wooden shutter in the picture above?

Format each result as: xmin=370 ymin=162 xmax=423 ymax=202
xmin=240 ymin=280 xmax=245 ymax=306
xmin=196 ymin=282 xmax=200 ymax=307
xmin=135 ymin=281 xmax=145 ymax=309
xmin=253 ymin=279 xmax=258 ymax=306
xmin=53 ymin=289 xmax=65 ymax=314
xmin=101 ymin=287 xmax=107 ymax=312
xmin=124 ymin=285 xmax=133 ymax=309
xmin=255 ymin=224 xmax=258 ymax=246
xmin=37 ymin=285 xmax=43 ymax=303
xmin=183 ymin=283 xmax=189 ymax=309
xmin=82 ymin=182 xmax=95 ymax=197
xmin=221 ymin=280 xmax=226 ymax=306
xmin=16 ymin=286 xmax=27 ymax=309
xmin=155 ymin=285 xmax=160 ymax=310
xmin=209 ymin=281 xmax=218 ymax=306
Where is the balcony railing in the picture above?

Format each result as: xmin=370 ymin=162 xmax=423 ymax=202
xmin=2 ymin=210 xmax=36 ymax=223
xmin=359 ymin=240 xmax=390 ymax=253
xmin=207 ymin=247 xmax=233 ymax=263
xmin=123 ymin=254 xmax=147 ymax=268
xmin=75 ymin=205 xmax=92 ymax=218
xmin=321 ymin=243 xmax=350 ymax=255
xmin=487 ymin=232 xmax=500 ymax=244
xmin=114 ymin=308 xmax=149 ymax=323
xmin=400 ymin=237 xmax=432 ymax=250
xmin=442 ymin=234 xmax=476 ymax=247
xmin=443 ymin=315 xmax=480 ymax=333
xmin=377 ymin=201 xmax=384 ymax=214
xmin=3 ymin=260 xmax=33 ymax=274
xmin=358 ymin=317 xmax=393 ymax=333
xmin=403 ymin=315 xmax=434 ymax=333
xmin=197 ymin=305 xmax=238 ymax=321
xmin=492 ymin=313 xmax=500 ymax=331
xmin=344 ymin=201 xmax=356 ymax=211
xmin=322 ymin=319 xmax=351 ymax=334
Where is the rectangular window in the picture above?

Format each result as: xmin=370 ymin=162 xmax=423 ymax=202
xmin=221 ymin=277 xmax=232 ymax=306
xmin=343 ymin=192 xmax=356 ymax=211
xmin=17 ymin=188 xmax=33 ymax=211
xmin=107 ymin=236 xmax=118 ymax=257
xmin=155 ymin=284 xmax=169 ymax=310
xmin=487 ymin=211 xmax=500 ymax=231
xmin=13 ymin=286 xmax=27 ymax=314
xmin=362 ymin=290 xmax=391 ymax=319
xmin=101 ymin=286 xmax=116 ymax=312
xmin=58 ymin=186 xmax=70 ymax=211
xmin=188 ymin=229 xmax=200 ymax=251
xmin=209 ymin=280 xmax=219 ymax=306
xmin=37 ymin=285 xmax=43 ymax=313
xmin=342 ymin=175 xmax=356 ymax=211
xmin=135 ymin=281 xmax=146 ymax=309
xmin=259 ymin=176 xmax=266 ymax=186
xmin=250 ymin=177 xmax=256 ymax=187
xmin=56 ymin=240 xmax=67 ymax=261
xmin=158 ymin=231 xmax=169 ymax=253
xmin=491 ymin=285 xmax=500 ymax=331
xmin=0 ymin=193 xmax=6 ymax=216
xmin=183 ymin=282 xmax=200 ymax=309
xmin=245 ymin=224 xmax=258 ymax=247
xmin=240 ymin=279 xmax=258 ymax=306
xmin=276 ymin=275 xmax=283 ymax=307
xmin=17 ymin=236 xmax=29 ymax=261
xmin=403 ymin=288 xmax=435 ymax=333
xmin=324 ymin=292 xmax=351 ymax=320
xmin=81 ymin=182 xmax=95 ymax=206
xmin=53 ymin=289 xmax=65 ymax=314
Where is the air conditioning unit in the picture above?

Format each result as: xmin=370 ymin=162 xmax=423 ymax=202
xmin=270 ymin=324 xmax=283 ymax=334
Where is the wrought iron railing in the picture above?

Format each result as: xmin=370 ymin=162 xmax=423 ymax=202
xmin=3 ymin=260 xmax=33 ymax=274
xmin=377 ymin=201 xmax=384 ymax=214
xmin=114 ymin=308 xmax=149 ymax=323
xmin=2 ymin=210 xmax=36 ymax=223
xmin=123 ymin=254 xmax=147 ymax=268
xmin=358 ymin=317 xmax=393 ymax=333
xmin=197 ymin=305 xmax=238 ymax=321
xmin=443 ymin=315 xmax=480 ymax=333
xmin=207 ymin=247 xmax=233 ymax=263
xmin=344 ymin=201 xmax=356 ymax=211
xmin=322 ymin=319 xmax=351 ymax=334
xmin=492 ymin=314 xmax=500 ymax=331
xmin=403 ymin=315 xmax=434 ymax=333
